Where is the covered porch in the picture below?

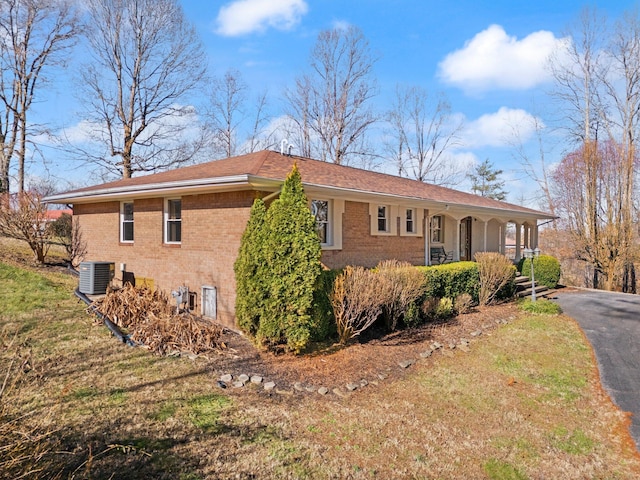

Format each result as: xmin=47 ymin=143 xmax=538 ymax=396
xmin=424 ymin=205 xmax=543 ymax=266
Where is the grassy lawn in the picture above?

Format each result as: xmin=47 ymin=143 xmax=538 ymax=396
xmin=1 ymin=256 xmax=639 ymax=479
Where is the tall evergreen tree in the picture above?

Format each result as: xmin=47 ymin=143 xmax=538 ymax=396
xmin=234 ymin=164 xmax=322 ymax=353
xmin=468 ymin=159 xmax=507 ymax=201
xmin=233 ymin=198 xmax=268 ymax=337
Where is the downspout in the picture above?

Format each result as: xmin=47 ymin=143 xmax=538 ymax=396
xmin=74 ymin=288 xmax=135 ymax=346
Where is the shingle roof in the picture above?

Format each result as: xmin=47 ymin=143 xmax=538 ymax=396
xmin=47 ymin=150 xmax=553 ymax=218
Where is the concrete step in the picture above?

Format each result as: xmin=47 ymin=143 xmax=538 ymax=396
xmin=517 ymin=285 xmax=549 ymax=298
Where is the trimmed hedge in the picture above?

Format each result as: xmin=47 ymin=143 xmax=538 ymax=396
xmin=520 ymin=254 xmax=561 ymax=289
xmin=417 ymin=261 xmax=480 ymax=303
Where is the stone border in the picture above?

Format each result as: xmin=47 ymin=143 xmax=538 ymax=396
xmin=213 ymin=315 xmax=517 ymax=398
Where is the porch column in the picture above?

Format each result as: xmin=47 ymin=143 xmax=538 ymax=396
xmin=515 ymin=222 xmax=522 ymax=262
xmin=455 ymin=218 xmax=461 ymax=262
xmin=425 ymin=214 xmax=431 ymax=266
xmin=531 ymin=222 xmax=538 ymax=249
xmin=483 ymin=220 xmax=488 ymax=252
xmin=500 ymin=222 xmax=506 ymax=255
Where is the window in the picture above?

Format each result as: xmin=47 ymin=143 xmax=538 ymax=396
xmin=378 ymin=205 xmax=389 ymax=232
xmin=120 ymin=202 xmax=134 ymax=242
xmin=405 ymin=208 xmax=415 ymax=234
xmin=165 ymin=198 xmax=182 ymax=243
xmin=431 ymin=215 xmax=443 ymax=243
xmin=311 ymin=199 xmax=330 ymax=244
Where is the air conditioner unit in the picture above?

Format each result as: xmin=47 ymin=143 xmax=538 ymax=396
xmin=79 ymin=261 xmax=115 ymax=295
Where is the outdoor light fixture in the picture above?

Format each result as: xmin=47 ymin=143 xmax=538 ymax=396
xmin=523 ymin=247 xmax=541 ymax=301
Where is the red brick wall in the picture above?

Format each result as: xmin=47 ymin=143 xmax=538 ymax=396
xmin=75 ymin=195 xmax=426 ymax=328
xmin=75 ymin=191 xmax=256 ymax=328
xmin=321 ymin=201 xmax=425 ymax=269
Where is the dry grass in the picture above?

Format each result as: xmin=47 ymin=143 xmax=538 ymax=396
xmin=1 ymin=237 xmax=639 ymax=479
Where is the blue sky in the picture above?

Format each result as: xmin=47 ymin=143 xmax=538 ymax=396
xmin=33 ymin=0 xmax=635 ymax=207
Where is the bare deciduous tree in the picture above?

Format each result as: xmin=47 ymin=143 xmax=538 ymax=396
xmin=0 ymin=0 xmax=78 ymax=194
xmin=0 ymin=190 xmax=52 ymax=263
xmin=207 ymin=69 xmax=247 ymax=158
xmin=285 ymin=26 xmax=378 ymax=165
xmin=80 ymin=0 xmax=207 ymax=179
xmin=386 ymin=85 xmax=463 ymax=185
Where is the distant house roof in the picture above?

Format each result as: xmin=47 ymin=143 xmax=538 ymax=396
xmin=44 ymin=209 xmax=72 ymax=221
xmin=44 ymin=150 xmax=553 ymax=221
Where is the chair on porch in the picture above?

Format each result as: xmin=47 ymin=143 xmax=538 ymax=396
xmin=430 ymin=246 xmax=454 ymax=265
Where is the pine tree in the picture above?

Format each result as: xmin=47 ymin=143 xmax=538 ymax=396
xmin=234 ymin=164 xmax=323 ymax=353
xmin=233 ymin=198 xmax=268 ymax=336
xmin=468 ymin=159 xmax=507 ymax=201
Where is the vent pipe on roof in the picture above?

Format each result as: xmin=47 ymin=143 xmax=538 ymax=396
xmin=287 ymin=143 xmax=294 ymax=156
xmin=280 ymin=138 xmax=288 ymax=155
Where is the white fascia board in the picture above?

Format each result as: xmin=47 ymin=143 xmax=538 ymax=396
xmin=43 ymin=175 xmax=251 ymax=204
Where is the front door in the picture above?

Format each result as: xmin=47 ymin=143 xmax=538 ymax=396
xmin=459 ymin=217 xmax=472 ymax=261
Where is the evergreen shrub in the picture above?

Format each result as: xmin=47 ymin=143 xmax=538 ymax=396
xmin=520 ymin=254 xmax=561 ymax=289
xmin=418 ymin=262 xmax=480 ymax=303
xmin=234 ymin=165 xmax=323 ymax=354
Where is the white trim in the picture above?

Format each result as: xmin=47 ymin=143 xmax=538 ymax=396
xmin=369 ymin=203 xmax=398 ymax=236
xmin=400 ymin=207 xmax=423 ymax=237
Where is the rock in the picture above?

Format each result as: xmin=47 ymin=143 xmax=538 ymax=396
xmin=460 ymin=338 xmax=469 ymax=345
xmin=220 ymin=374 xmax=233 ymax=383
xmin=318 ymin=387 xmax=329 ymax=395
xmin=378 ymin=372 xmax=388 ymax=380
xmin=470 ymin=330 xmax=482 ymax=337
xmin=420 ymin=349 xmax=433 ymax=358
xmin=360 ymin=379 xmax=368 ymax=387
xmin=293 ymin=382 xmax=305 ymax=392
xmin=250 ymin=375 xmax=263 ymax=385
xmin=216 ymin=380 xmax=227 ymax=389
xmin=264 ymin=381 xmax=276 ymax=391
xmin=275 ymin=389 xmax=293 ymax=396
xmin=398 ymin=360 xmax=414 ymax=369
xmin=305 ymin=385 xmax=316 ymax=393
xmin=448 ymin=343 xmax=456 ymax=350
xmin=346 ymin=383 xmax=359 ymax=391
xmin=233 ymin=381 xmax=245 ymax=388
xmin=238 ymin=374 xmax=250 ymax=383
xmin=332 ymin=388 xmax=347 ymax=398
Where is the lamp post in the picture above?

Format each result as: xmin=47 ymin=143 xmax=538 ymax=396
xmin=523 ymin=247 xmax=541 ymax=301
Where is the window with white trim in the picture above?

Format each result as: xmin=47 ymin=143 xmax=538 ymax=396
xmin=120 ymin=201 xmax=134 ymax=242
xmin=431 ymin=215 xmax=443 ymax=243
xmin=311 ymin=199 xmax=331 ymax=245
xmin=378 ymin=205 xmax=389 ymax=232
xmin=405 ymin=208 xmax=416 ymax=234
xmin=165 ymin=198 xmax=182 ymax=243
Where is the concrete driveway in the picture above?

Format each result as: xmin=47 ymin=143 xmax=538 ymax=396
xmin=554 ymin=289 xmax=640 ymax=451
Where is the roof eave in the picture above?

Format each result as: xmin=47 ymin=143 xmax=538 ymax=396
xmin=43 ymin=174 xmax=252 ymax=204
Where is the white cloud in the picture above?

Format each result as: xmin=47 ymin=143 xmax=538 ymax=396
xmin=438 ymin=25 xmax=569 ymax=93
xmin=215 ymin=0 xmax=308 ymax=37
xmin=462 ymin=107 xmax=541 ymax=148
xmin=331 ymin=20 xmax=351 ymax=31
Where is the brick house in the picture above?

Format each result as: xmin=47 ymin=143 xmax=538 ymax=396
xmin=45 ymin=150 xmax=554 ymax=328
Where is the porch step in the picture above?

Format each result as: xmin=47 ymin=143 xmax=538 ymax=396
xmin=516 ymin=285 xmax=549 ymax=298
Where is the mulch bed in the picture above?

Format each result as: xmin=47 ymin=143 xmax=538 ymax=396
xmin=203 ymin=302 xmax=520 ymax=390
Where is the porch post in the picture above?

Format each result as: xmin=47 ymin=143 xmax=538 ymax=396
xmin=523 ymin=224 xmax=530 ymax=249
xmin=425 ymin=213 xmax=431 ymax=266
xmin=515 ymin=222 xmax=522 ymax=262
xmin=532 ymin=222 xmax=538 ymax=249
xmin=500 ymin=222 xmax=506 ymax=255
xmin=483 ymin=220 xmax=488 ymax=252
xmin=455 ymin=218 xmax=461 ymax=262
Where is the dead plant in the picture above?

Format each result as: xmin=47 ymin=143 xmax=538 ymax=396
xmin=331 ymin=266 xmax=384 ymax=343
xmin=475 ymin=251 xmax=516 ymax=306
xmin=376 ymin=259 xmax=426 ymax=330
xmin=94 ymin=284 xmax=224 ymax=356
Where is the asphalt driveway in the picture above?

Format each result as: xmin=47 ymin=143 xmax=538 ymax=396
xmin=554 ymin=289 xmax=640 ymax=451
